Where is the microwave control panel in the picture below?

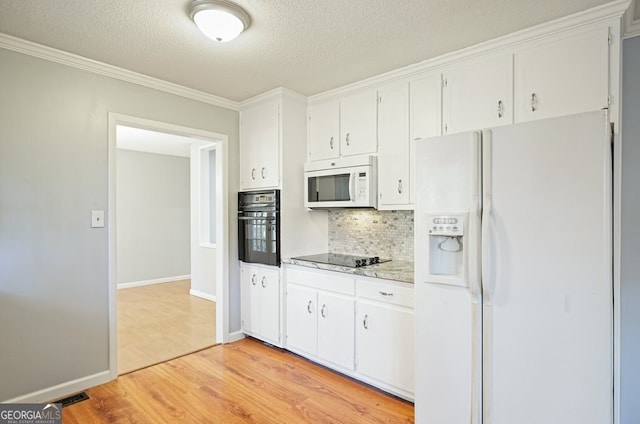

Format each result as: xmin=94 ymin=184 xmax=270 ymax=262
xmin=356 ymin=171 xmax=368 ymax=200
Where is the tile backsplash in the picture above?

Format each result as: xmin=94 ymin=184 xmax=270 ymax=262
xmin=328 ymin=210 xmax=414 ymax=261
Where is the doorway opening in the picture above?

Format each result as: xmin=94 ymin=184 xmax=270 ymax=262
xmin=108 ymin=114 xmax=230 ymax=378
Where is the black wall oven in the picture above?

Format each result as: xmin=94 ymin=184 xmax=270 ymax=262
xmin=238 ymin=189 xmax=280 ymax=266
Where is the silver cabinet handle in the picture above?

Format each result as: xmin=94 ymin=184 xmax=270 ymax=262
xmin=321 ymin=304 xmax=327 ymax=318
xmin=497 ymin=100 xmax=504 ymax=118
xmin=397 ymin=179 xmax=403 ymax=194
xmin=251 ymin=168 xmax=256 ymax=180
xmin=329 ymin=136 xmax=334 ymax=150
xmin=261 ymin=276 xmax=266 ymax=288
xmin=363 ymin=314 xmax=369 ymax=329
xmin=261 ymin=167 xmax=266 ymax=179
xmin=307 ymin=300 xmax=313 ymax=314
xmin=345 ymin=132 xmax=350 ymax=146
xmin=251 ymin=274 xmax=257 ymax=286
xmin=379 ymin=290 xmax=394 ymax=297
xmin=531 ymin=93 xmax=538 ymax=112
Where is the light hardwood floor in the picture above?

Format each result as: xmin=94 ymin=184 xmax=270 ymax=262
xmin=118 ymin=280 xmax=217 ymax=374
xmin=63 ymin=338 xmax=415 ymax=423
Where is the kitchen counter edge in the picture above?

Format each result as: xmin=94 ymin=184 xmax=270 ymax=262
xmin=282 ymin=257 xmax=414 ymax=284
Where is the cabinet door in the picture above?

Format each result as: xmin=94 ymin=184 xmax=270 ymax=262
xmin=410 ymin=73 xmax=442 ymax=141
xmin=259 ymin=267 xmax=281 ymax=345
xmin=240 ymin=100 xmax=280 ymax=189
xmin=318 ymin=292 xmax=355 ymax=370
xmin=340 ymin=89 xmax=378 ymax=157
xmin=241 ymin=265 xmax=261 ymax=335
xmin=356 ymin=300 xmax=415 ymax=394
xmin=515 ymin=27 xmax=609 ymax=123
xmin=286 ymin=284 xmax=318 ymax=356
xmin=410 ymin=73 xmax=442 ymax=205
xmin=442 ymin=54 xmax=513 ymax=134
xmin=378 ymin=81 xmax=410 ymax=208
xmin=308 ymin=101 xmax=340 ymax=161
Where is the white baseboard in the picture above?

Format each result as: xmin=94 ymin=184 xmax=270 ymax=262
xmin=117 ymin=275 xmax=191 ymax=289
xmin=227 ymin=330 xmax=245 ymax=343
xmin=4 ymin=370 xmax=112 ymax=404
xmin=189 ymin=289 xmax=216 ymax=302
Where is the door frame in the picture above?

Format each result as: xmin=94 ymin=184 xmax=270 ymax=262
xmin=107 ymin=113 xmax=230 ymax=379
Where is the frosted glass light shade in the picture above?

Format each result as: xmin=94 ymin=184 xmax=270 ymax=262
xmin=189 ymin=0 xmax=251 ymax=43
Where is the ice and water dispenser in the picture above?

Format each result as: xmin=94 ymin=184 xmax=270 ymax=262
xmin=428 ymin=215 xmax=465 ymax=277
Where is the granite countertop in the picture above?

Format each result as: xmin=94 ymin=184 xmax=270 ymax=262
xmin=283 ymin=257 xmax=414 ymax=284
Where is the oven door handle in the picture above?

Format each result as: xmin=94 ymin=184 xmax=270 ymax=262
xmin=239 ymin=202 xmax=276 ymax=208
xmin=238 ymin=216 xmax=277 ymax=221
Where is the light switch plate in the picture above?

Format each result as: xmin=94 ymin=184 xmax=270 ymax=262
xmin=91 ymin=210 xmax=105 ymax=228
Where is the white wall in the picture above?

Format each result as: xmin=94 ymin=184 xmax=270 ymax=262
xmin=0 ymin=47 xmax=239 ymax=402
xmin=620 ymin=35 xmax=640 ymax=424
xmin=116 ymin=149 xmax=190 ymax=286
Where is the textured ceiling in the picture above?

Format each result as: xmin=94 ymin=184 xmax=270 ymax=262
xmin=0 ymin=0 xmax=618 ymax=102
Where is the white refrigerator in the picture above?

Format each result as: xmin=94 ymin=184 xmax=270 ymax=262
xmin=414 ymin=110 xmax=613 ymax=424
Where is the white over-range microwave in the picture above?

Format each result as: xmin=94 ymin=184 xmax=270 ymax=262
xmin=304 ymin=155 xmax=377 ymax=209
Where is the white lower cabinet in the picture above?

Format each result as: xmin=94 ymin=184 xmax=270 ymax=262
xmin=284 ymin=265 xmax=414 ymax=400
xmin=317 ymin=292 xmax=355 ymax=370
xmin=355 ymin=279 xmax=415 ymax=398
xmin=285 ymin=266 xmax=355 ymax=371
xmin=241 ymin=262 xmax=281 ymax=346
xmin=285 ymin=284 xmax=318 ymax=356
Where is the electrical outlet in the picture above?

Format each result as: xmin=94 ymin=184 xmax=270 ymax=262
xmin=91 ymin=210 xmax=105 ymax=228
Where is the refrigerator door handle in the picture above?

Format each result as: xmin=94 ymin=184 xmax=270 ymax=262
xmin=481 ymin=197 xmax=493 ymax=305
xmin=469 ymin=200 xmax=482 ymax=298
xmin=469 ymin=131 xmax=483 ymax=299
xmin=481 ymin=129 xmax=493 ymax=305
xmin=481 ymin=129 xmax=493 ymax=424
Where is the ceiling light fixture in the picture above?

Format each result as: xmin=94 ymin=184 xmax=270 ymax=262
xmin=188 ymin=0 xmax=251 ymax=43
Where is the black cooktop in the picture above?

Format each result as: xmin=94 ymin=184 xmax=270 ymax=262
xmin=292 ymin=253 xmax=391 ymax=268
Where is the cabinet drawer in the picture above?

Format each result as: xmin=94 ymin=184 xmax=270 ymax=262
xmin=356 ymin=280 xmax=414 ymax=308
xmin=286 ymin=266 xmax=355 ymax=295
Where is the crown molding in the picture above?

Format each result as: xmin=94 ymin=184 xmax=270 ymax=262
xmin=624 ymin=0 xmax=640 ymax=37
xmin=238 ymin=87 xmax=308 ymax=109
xmin=309 ymin=0 xmax=631 ymax=103
xmin=0 ymin=32 xmax=240 ymax=111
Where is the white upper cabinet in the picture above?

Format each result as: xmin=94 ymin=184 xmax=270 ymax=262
xmin=442 ymin=54 xmax=514 ymax=134
xmin=307 ymin=100 xmax=340 ymax=160
xmin=409 ymin=73 xmax=442 ymax=205
xmin=308 ymin=89 xmax=377 ymax=161
xmin=378 ymin=81 xmax=411 ymax=208
xmin=240 ymin=99 xmax=280 ymax=189
xmin=514 ymin=27 xmax=610 ymax=123
xmin=410 ymin=73 xmax=442 ymax=141
xmin=339 ymin=89 xmax=378 ymax=157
